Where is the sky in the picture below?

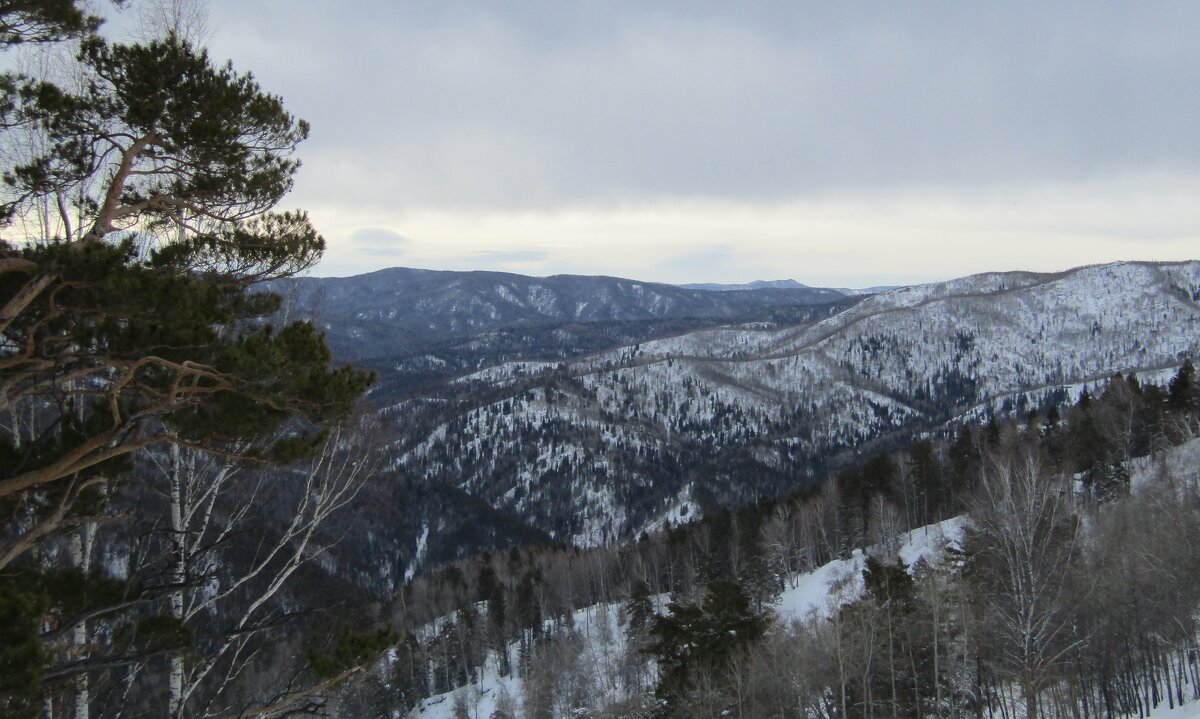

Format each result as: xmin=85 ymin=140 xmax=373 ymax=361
xmin=121 ymin=2 xmax=1200 ymax=287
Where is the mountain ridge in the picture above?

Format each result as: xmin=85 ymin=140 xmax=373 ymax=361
xmin=391 ymin=260 xmax=1200 ymax=547
xmin=271 ymin=266 xmax=855 ymax=371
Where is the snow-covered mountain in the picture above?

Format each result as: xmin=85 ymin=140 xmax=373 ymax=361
xmin=680 ymin=278 xmax=904 ymax=295
xmin=276 ymin=267 xmax=850 ymax=363
xmin=393 ymin=261 xmax=1200 ymax=547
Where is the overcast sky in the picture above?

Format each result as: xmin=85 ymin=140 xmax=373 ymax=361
xmin=132 ymin=2 xmax=1200 ymax=286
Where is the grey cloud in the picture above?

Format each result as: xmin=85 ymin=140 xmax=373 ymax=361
xmin=206 ymin=2 xmax=1200 ymax=213
xmin=354 ymin=246 xmax=408 ymax=257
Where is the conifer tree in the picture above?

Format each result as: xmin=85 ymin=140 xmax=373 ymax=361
xmin=646 ymin=579 xmax=767 ymax=714
xmin=0 ymin=5 xmax=372 ymax=566
xmin=2 ymin=2 xmax=99 ymax=48
xmin=909 ymin=439 xmax=943 ymax=524
xmin=1168 ymin=359 xmax=1196 ymax=411
xmin=0 ymin=3 xmax=374 ymax=712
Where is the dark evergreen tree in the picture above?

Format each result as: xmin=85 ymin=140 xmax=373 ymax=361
xmin=1167 ymin=359 xmax=1196 ymax=411
xmin=625 ymin=578 xmax=654 ymax=634
xmin=646 ymin=579 xmax=767 ymax=715
xmin=862 ymin=554 xmax=916 ymax=609
xmin=835 ymin=466 xmax=866 ymax=555
xmin=1 ymin=26 xmax=372 ymax=562
xmin=1066 ymin=402 xmax=1106 ymax=476
xmin=0 ymin=4 xmax=374 ymax=712
xmin=909 ymin=439 xmax=943 ymax=524
xmin=949 ymin=424 xmax=977 ymax=500
xmin=837 ymin=452 xmax=898 ymax=550
xmin=0 ymin=575 xmax=45 ymax=718
xmin=0 ymin=0 xmax=100 ymax=49
xmin=476 ymin=564 xmax=499 ymax=603
xmin=515 ymin=568 xmax=542 ymax=672
xmin=737 ymin=553 xmax=781 ymax=613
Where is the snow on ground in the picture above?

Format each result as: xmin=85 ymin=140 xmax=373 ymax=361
xmin=1145 ymin=698 xmax=1200 ymax=719
xmin=408 ymin=652 xmax=522 ymax=719
xmin=406 ymin=517 xmax=969 ymax=716
xmin=640 ymin=493 xmax=700 ymax=534
xmin=403 ymin=523 xmax=430 ymax=583
xmin=773 ymin=553 xmax=863 ymax=622
xmin=1128 ymin=436 xmax=1200 ymax=494
xmin=774 ymin=516 xmax=967 ymax=622
xmin=406 ymin=602 xmax=635 ymax=719
xmin=399 ymin=510 xmax=1200 ymax=717
xmin=398 ymin=261 xmax=1200 ymax=548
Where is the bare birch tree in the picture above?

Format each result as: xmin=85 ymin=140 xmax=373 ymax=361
xmin=38 ymin=415 xmax=382 ymax=717
xmin=967 ymin=445 xmax=1085 ymax=719
xmin=138 ymin=416 xmax=382 ymax=718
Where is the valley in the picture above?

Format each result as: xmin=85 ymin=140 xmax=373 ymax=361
xmin=318 ymin=261 xmax=1200 ymax=552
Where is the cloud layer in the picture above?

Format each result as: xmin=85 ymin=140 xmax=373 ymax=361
xmin=198 ymin=1 xmax=1200 ymax=284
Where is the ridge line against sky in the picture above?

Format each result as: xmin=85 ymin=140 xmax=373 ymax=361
xmin=117 ymin=2 xmax=1200 ymax=286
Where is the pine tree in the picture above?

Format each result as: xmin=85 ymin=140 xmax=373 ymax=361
xmin=909 ymin=440 xmax=943 ymax=524
xmin=1167 ymin=359 xmax=1196 ymax=411
xmin=0 ymin=1 xmax=99 ymax=48
xmin=949 ymin=424 xmax=977 ymax=500
xmin=1 ymin=24 xmax=373 ymax=566
xmin=625 ymin=579 xmax=654 ymax=633
xmin=646 ymin=579 xmax=767 ymax=714
xmin=0 ymin=576 xmax=46 ymax=718
xmin=0 ymin=4 xmax=374 ymax=712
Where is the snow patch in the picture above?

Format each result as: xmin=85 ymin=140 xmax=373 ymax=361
xmin=774 ymin=516 xmax=966 ymax=622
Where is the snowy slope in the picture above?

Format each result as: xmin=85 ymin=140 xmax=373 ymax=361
xmin=392 ymin=504 xmax=1193 ymax=718
xmin=1126 ymin=436 xmax=1200 ymax=494
xmin=404 ymin=602 xmax=640 ymax=719
xmin=382 ymin=441 xmax=1200 ymax=718
xmin=398 ymin=519 xmax=964 ymax=719
xmin=774 ymin=517 xmax=967 ymax=622
xmin=1144 ymin=700 xmax=1200 ymax=719
xmin=398 ymin=261 xmax=1200 ymax=547
xmin=277 ymin=267 xmax=848 ymax=362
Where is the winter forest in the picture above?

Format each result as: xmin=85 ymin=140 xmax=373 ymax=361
xmin=361 ymin=367 xmax=1200 ymax=719
xmin=3 ymin=2 xmax=1200 ymax=719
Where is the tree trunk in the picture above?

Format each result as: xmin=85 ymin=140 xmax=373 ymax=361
xmin=1023 ymin=679 xmax=1039 ymax=719
xmin=70 ymin=522 xmax=96 ymax=719
xmin=168 ymin=443 xmax=186 ymax=717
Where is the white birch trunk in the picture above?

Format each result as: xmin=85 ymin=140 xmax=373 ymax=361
xmin=168 ymin=442 xmax=186 ymax=717
xmin=69 ymin=522 xmax=96 ymax=719
xmin=144 ymin=418 xmax=377 ymax=716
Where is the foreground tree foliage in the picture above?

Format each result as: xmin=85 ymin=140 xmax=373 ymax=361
xmin=1 ymin=3 xmax=378 ymax=715
xmin=0 ymin=1 xmax=99 ymax=48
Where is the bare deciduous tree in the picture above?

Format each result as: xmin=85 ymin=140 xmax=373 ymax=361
xmin=139 ymin=416 xmax=382 ymax=718
xmin=967 ymin=445 xmax=1085 ymax=719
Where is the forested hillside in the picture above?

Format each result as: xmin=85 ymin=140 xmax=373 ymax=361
xmin=389 ymin=261 xmax=1200 ymax=548
xmin=272 ymin=269 xmax=856 ymax=403
xmin=335 ymin=363 xmax=1200 ymax=719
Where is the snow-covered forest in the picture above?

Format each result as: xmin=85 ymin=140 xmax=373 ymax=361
xmin=334 ymin=365 xmax=1200 ymax=719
